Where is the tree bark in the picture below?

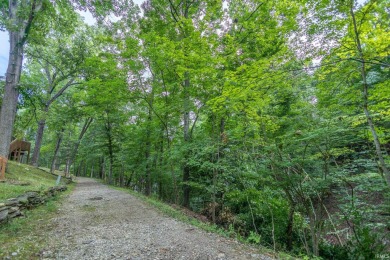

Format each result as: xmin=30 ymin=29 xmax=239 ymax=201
xmin=182 ymin=74 xmax=191 ymax=208
xmin=158 ymin=128 xmax=164 ymax=200
xmin=65 ymin=117 xmax=93 ymax=176
xmin=108 ymin=144 xmax=113 ymax=184
xmin=76 ymin=161 xmax=82 ymax=177
xmin=50 ymin=128 xmax=64 ymax=173
xmin=99 ymin=157 xmax=105 ymax=180
xmin=145 ymin=106 xmax=152 ymax=196
xmin=104 ymin=112 xmax=114 ymax=184
xmin=30 ymin=117 xmax=46 ymax=166
xmin=65 ymin=157 xmax=71 ymax=178
xmin=120 ymin=163 xmax=124 ymax=187
xmin=0 ymin=32 xmax=23 ymax=159
xmin=286 ymin=206 xmax=294 ymax=251
xmin=84 ymin=161 xmax=87 ymax=177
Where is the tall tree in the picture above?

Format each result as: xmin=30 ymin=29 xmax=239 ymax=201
xmin=26 ymin=22 xmax=91 ymax=166
xmin=309 ymin=0 xmax=390 ymax=185
xmin=348 ymin=0 xmax=390 ymax=184
xmin=140 ymin=0 xmax=223 ymax=206
xmin=0 ymin=0 xmax=43 ymax=159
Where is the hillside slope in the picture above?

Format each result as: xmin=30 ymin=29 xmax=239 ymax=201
xmin=0 ymin=161 xmax=67 ymax=201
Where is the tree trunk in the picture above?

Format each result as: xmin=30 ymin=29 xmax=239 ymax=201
xmin=181 ymin=1 xmax=192 ymax=208
xmin=126 ymin=171 xmax=134 ymax=187
xmin=84 ymin=162 xmax=87 ymax=177
xmin=108 ymin=153 xmax=113 ymax=184
xmin=158 ymin=129 xmax=164 ymax=200
xmin=0 ymin=1 xmax=42 ymax=159
xmin=145 ymin=107 xmax=152 ymax=196
xmin=76 ymin=161 xmax=82 ymax=177
xmin=65 ymin=158 xmax=71 ymax=178
xmin=0 ymin=36 xmax=24 ymax=159
xmin=99 ymin=157 xmax=105 ymax=180
xmin=182 ymin=73 xmax=191 ymax=208
xmin=211 ymin=168 xmax=217 ymax=223
xmin=309 ymin=213 xmax=319 ymax=256
xmin=105 ymin=114 xmax=114 ymax=185
xmin=350 ymin=3 xmax=390 ymax=185
xmin=50 ymin=128 xmax=64 ymax=174
xmin=30 ymin=118 xmax=46 ymax=166
xmin=120 ymin=163 xmax=124 ymax=187
xmin=286 ymin=206 xmax=294 ymax=251
xmin=65 ymin=117 xmax=93 ymax=176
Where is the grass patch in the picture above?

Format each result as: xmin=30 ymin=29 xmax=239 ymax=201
xmin=38 ymin=167 xmax=66 ymax=177
xmin=82 ymin=204 xmax=97 ymax=212
xmin=0 ymin=161 xmax=67 ymax=201
xmin=0 ymin=184 xmax=74 ymax=259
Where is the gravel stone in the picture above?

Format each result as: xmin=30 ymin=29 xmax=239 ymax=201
xmin=44 ymin=178 xmax=273 ymax=260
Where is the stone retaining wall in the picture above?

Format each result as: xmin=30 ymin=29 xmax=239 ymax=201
xmin=0 ymin=185 xmax=67 ymax=225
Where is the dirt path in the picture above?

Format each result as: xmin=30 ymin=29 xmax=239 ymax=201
xmin=43 ymin=178 xmax=271 ymax=260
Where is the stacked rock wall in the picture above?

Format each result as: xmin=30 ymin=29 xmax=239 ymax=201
xmin=0 ymin=185 xmax=67 ymax=225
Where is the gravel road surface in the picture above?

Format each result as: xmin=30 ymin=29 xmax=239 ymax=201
xmin=43 ymin=178 xmax=272 ymax=260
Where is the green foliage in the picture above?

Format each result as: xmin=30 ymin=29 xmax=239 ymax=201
xmin=247 ymin=231 xmax=261 ymax=245
xmin=12 ymin=0 xmax=390 ymax=258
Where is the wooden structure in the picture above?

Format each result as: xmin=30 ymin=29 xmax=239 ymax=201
xmin=0 ymin=139 xmax=31 ymax=181
xmin=9 ymin=139 xmax=31 ymax=164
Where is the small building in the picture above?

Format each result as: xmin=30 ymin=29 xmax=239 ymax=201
xmin=9 ymin=139 xmax=31 ymax=164
xmin=0 ymin=139 xmax=31 ymax=181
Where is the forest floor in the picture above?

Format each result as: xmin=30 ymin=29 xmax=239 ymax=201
xmin=39 ymin=178 xmax=273 ymax=260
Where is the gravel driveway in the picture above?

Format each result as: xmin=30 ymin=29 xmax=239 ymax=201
xmin=44 ymin=178 xmax=271 ymax=260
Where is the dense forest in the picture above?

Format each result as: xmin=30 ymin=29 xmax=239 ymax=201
xmin=0 ymin=0 xmax=389 ymax=258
